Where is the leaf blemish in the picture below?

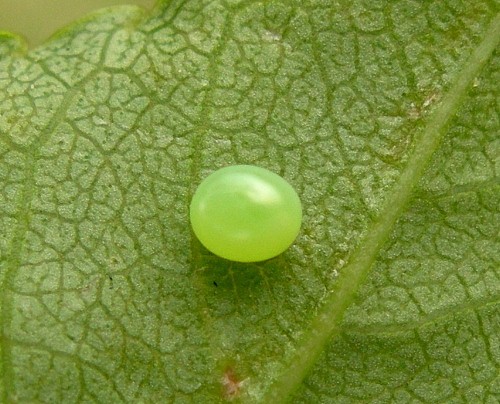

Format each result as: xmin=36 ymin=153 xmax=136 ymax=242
xmin=222 ymin=367 xmax=246 ymax=400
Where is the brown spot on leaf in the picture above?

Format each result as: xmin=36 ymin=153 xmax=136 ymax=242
xmin=222 ymin=367 xmax=245 ymax=400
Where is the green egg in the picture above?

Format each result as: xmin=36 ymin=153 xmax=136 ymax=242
xmin=190 ymin=165 xmax=302 ymax=262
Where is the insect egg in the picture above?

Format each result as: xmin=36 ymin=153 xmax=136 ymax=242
xmin=189 ymin=165 xmax=302 ymax=262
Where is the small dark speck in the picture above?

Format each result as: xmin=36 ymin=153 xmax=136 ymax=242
xmin=213 ymin=281 xmax=218 ymax=287
xmin=108 ymin=275 xmax=113 ymax=281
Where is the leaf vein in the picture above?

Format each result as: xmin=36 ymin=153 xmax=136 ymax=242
xmin=264 ymin=12 xmax=500 ymax=403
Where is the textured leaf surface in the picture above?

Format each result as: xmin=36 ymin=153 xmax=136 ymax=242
xmin=0 ymin=1 xmax=498 ymax=403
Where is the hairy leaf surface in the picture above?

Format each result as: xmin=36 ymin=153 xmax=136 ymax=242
xmin=0 ymin=1 xmax=498 ymax=402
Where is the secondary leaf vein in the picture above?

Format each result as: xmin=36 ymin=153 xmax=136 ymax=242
xmin=263 ymin=12 xmax=500 ymax=403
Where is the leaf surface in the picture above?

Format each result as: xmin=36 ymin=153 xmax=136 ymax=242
xmin=0 ymin=1 xmax=498 ymax=402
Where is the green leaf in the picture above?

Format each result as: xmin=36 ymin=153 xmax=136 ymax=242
xmin=0 ymin=1 xmax=498 ymax=403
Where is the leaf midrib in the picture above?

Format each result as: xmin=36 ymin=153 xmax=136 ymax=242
xmin=263 ymin=12 xmax=500 ymax=403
